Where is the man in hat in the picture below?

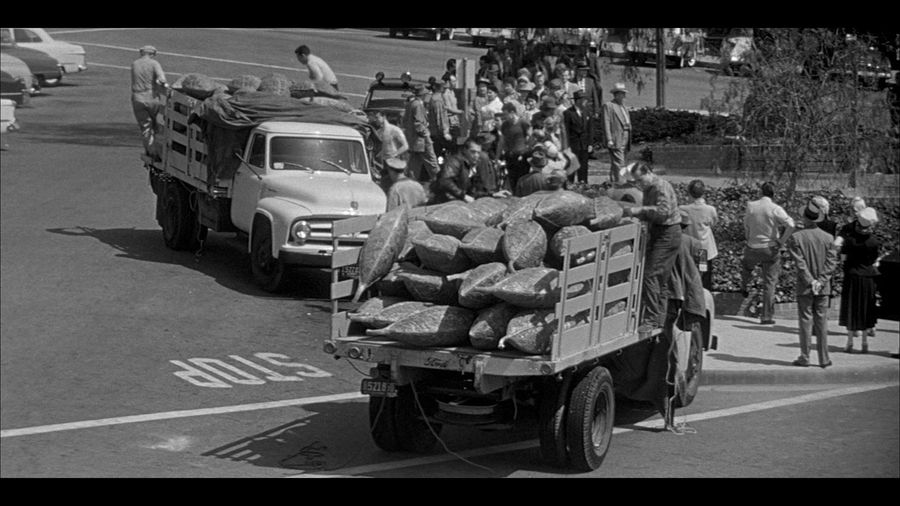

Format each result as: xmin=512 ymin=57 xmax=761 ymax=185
xmin=515 ymin=145 xmax=553 ymax=197
xmin=294 ymin=44 xmax=339 ymax=90
xmin=402 ymin=83 xmax=441 ymax=185
xmin=131 ymin=45 xmax=168 ymax=157
xmin=427 ymin=80 xmax=453 ymax=158
xmin=602 ymin=83 xmax=632 ymax=183
xmin=384 ymin=157 xmax=428 ymax=212
xmin=433 ymin=139 xmax=481 ymax=204
xmin=786 ymin=199 xmax=839 ymax=368
xmin=572 ymin=59 xmax=601 ymax=117
xmin=497 ymin=102 xmax=532 ymax=191
xmin=563 ymin=89 xmax=594 ymax=184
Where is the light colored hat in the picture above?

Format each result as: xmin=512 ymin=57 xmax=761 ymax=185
xmin=621 ymin=162 xmax=636 ymax=181
xmin=857 ymin=207 xmax=878 ymax=227
xmin=851 ymin=196 xmax=867 ymax=213
xmin=139 ymin=45 xmax=158 ymax=54
xmin=811 ymin=195 xmax=830 ymax=216
xmin=802 ymin=199 xmax=825 ymax=223
xmin=385 ymin=157 xmax=407 ymax=171
xmin=612 ymin=82 xmax=628 ymax=94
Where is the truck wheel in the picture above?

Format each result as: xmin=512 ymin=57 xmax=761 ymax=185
xmin=566 ymin=366 xmax=615 ymax=472
xmin=538 ymin=374 xmax=573 ymax=468
xmin=674 ymin=321 xmax=704 ymax=408
xmin=161 ymin=182 xmax=199 ymax=251
xmin=369 ymin=386 xmax=440 ymax=453
xmin=250 ymin=217 xmax=287 ymax=293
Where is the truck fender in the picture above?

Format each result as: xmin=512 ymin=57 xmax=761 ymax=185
xmin=249 ymin=197 xmax=312 ymax=259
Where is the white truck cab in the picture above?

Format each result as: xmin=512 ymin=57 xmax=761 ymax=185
xmin=145 ymin=89 xmax=386 ymax=292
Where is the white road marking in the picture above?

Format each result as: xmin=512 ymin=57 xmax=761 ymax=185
xmin=286 ymin=383 xmax=897 ymax=477
xmin=87 ymin=63 xmax=366 ymax=98
xmin=0 ymin=392 xmax=365 ymax=438
xmin=142 ymin=435 xmax=194 ymax=452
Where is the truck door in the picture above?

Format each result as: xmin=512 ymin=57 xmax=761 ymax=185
xmin=230 ymin=132 xmax=266 ymax=232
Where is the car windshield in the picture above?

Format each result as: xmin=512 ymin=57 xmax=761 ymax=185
xmin=269 ymin=137 xmax=367 ymax=174
xmin=365 ymin=88 xmax=411 ymax=108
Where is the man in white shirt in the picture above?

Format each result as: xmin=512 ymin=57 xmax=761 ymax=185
xmin=131 ymin=45 xmax=167 ymax=156
xmin=741 ymin=181 xmax=796 ymax=324
xmin=295 ymin=45 xmax=339 ymax=90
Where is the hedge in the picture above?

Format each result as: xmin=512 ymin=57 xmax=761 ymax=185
xmin=572 ymin=182 xmax=900 ymax=305
xmin=629 ymin=108 xmax=740 ymax=145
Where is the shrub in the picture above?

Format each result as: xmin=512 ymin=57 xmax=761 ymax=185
xmin=630 ymin=108 xmax=740 ymax=144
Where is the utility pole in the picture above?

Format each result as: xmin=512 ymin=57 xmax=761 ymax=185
xmin=656 ymin=28 xmax=665 ymax=108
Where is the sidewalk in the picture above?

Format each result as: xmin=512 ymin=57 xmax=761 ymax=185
xmin=701 ymin=315 xmax=900 ymax=385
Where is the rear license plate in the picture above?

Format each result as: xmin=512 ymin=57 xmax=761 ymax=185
xmin=361 ymin=378 xmax=397 ymax=398
xmin=340 ymin=264 xmax=360 ymax=279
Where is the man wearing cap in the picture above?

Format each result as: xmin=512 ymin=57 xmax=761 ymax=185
xmin=786 ymin=199 xmax=839 ymax=368
xmin=563 ymin=89 xmax=594 ymax=184
xmin=515 ymin=145 xmax=553 ymax=197
xmin=602 ymin=83 xmax=632 ymax=183
xmin=384 ymin=158 xmax=428 ymax=212
xmin=497 ymin=102 xmax=532 ymax=191
xmin=402 ymin=83 xmax=441 ymax=185
xmin=741 ymin=181 xmax=795 ymax=325
xmin=622 ymin=162 xmax=682 ymax=333
xmin=433 ymin=139 xmax=481 ymax=204
xmin=131 ymin=45 xmax=168 ymax=157
xmin=294 ymin=45 xmax=339 ymax=90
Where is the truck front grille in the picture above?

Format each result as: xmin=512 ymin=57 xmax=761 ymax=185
xmin=304 ymin=218 xmax=369 ymax=247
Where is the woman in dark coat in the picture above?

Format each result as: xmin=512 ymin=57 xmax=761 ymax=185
xmin=836 ymin=207 xmax=881 ymax=353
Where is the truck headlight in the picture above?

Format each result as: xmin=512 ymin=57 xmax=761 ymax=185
xmin=291 ymin=220 xmax=311 ymax=244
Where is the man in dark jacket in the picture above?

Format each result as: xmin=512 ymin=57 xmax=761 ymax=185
xmin=402 ymin=83 xmax=440 ymax=185
xmin=563 ymin=90 xmax=594 ymax=184
xmin=432 ymin=139 xmax=481 ymax=203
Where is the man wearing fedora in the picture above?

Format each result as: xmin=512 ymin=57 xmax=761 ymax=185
xmin=786 ymin=199 xmax=840 ymax=368
xmin=515 ymin=145 xmax=554 ymax=197
xmin=602 ymin=82 xmax=632 ymax=183
xmin=131 ymin=45 xmax=168 ymax=157
xmin=384 ymin=157 xmax=428 ymax=212
xmin=402 ymin=83 xmax=441 ymax=185
xmin=563 ymin=89 xmax=594 ymax=184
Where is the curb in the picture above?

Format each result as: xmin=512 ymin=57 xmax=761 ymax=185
xmin=701 ymin=364 xmax=900 ymax=386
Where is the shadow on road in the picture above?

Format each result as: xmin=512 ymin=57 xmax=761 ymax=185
xmin=706 ymin=352 xmax=796 ymax=367
xmin=45 ymin=226 xmax=337 ymax=300
xmin=23 ymin=122 xmax=140 ymax=148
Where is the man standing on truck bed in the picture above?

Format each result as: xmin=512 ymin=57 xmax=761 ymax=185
xmin=131 ymin=45 xmax=167 ymax=158
xmin=295 ymin=45 xmax=339 ymax=91
xmin=622 ymin=162 xmax=682 ymax=333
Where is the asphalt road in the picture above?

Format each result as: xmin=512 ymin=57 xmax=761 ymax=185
xmin=1 ymin=28 xmax=896 ymax=479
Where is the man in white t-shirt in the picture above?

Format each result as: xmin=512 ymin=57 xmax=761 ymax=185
xmin=295 ymin=45 xmax=339 ymax=90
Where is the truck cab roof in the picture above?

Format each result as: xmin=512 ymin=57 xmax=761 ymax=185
xmin=254 ymin=121 xmax=364 ymax=139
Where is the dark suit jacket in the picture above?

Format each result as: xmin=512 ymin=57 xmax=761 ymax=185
xmin=563 ymin=106 xmax=593 ymax=153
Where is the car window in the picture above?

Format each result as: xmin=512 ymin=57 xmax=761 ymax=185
xmin=248 ymin=133 xmax=266 ymax=167
xmin=14 ymin=29 xmax=42 ymax=43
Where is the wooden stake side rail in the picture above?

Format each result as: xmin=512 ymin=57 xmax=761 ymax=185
xmin=156 ymin=89 xmax=222 ymax=195
xmin=325 ymin=216 xmax=655 ymax=383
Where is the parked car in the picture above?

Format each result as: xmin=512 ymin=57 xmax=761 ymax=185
xmin=1 ymin=70 xmax=28 ymax=105
xmin=361 ymin=72 xmax=429 ymax=126
xmin=1 ymin=38 xmax=64 ymax=87
xmin=0 ymin=52 xmax=37 ymax=97
xmin=388 ymin=28 xmax=455 ymax=41
xmin=1 ymin=28 xmax=86 ymax=75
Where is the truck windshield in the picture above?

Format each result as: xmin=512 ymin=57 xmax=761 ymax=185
xmin=269 ymin=137 xmax=367 ymax=174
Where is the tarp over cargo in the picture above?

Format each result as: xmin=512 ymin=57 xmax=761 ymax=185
xmin=191 ymin=91 xmax=373 ymax=184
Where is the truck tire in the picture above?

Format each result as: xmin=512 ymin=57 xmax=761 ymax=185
xmin=674 ymin=321 xmax=704 ymax=408
xmin=538 ymin=373 xmax=573 ymax=468
xmin=161 ymin=181 xmax=200 ymax=251
xmin=368 ymin=386 xmax=440 ymax=453
xmin=250 ymin=217 xmax=287 ymax=293
xmin=566 ymin=366 xmax=615 ymax=472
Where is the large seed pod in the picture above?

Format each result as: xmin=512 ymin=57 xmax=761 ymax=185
xmin=367 ymin=301 xmax=434 ymax=329
xmin=366 ymin=306 xmax=476 ymax=347
xmin=399 ymin=219 xmax=433 ymax=261
xmin=547 ymin=225 xmax=592 ymax=268
xmin=423 ymin=205 xmax=485 ymax=239
xmin=499 ymin=309 xmax=558 ymax=355
xmin=353 ymin=206 xmax=408 ymax=302
xmin=395 ymin=269 xmax=464 ymax=305
xmin=458 ymin=262 xmax=508 ymax=309
xmin=588 ymin=195 xmax=625 ymax=231
xmin=484 ymin=267 xmax=560 ymax=308
xmin=502 ymin=220 xmax=547 ymax=272
xmin=412 ymin=234 xmax=471 ymax=274
xmin=374 ymin=262 xmax=415 ymax=298
xmin=468 ymin=302 xmax=519 ymax=350
xmin=498 ymin=194 xmax=542 ymax=229
xmin=459 ymin=227 xmax=505 ymax=264
xmin=533 ymin=190 xmax=594 ymax=230
xmin=467 ymin=197 xmax=511 ymax=227
xmin=348 ymin=296 xmax=407 ymax=328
